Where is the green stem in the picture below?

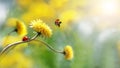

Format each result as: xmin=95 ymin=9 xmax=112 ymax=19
xmin=7 ymin=29 xmax=17 ymax=36
xmin=35 ymin=39 xmax=63 ymax=54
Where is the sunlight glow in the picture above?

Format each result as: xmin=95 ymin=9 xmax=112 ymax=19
xmin=100 ymin=0 xmax=118 ymax=15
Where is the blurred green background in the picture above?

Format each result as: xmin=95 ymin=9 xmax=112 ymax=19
xmin=0 ymin=0 xmax=120 ymax=68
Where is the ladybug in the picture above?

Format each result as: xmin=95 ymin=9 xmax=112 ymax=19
xmin=55 ymin=19 xmax=62 ymax=27
xmin=22 ymin=36 xmax=29 ymax=41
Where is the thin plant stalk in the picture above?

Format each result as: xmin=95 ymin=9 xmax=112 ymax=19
xmin=35 ymin=39 xmax=63 ymax=54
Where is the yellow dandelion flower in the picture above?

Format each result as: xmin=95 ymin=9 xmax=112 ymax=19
xmin=16 ymin=20 xmax=27 ymax=37
xmin=30 ymin=19 xmax=52 ymax=37
xmin=6 ymin=18 xmax=27 ymax=36
xmin=63 ymin=45 xmax=73 ymax=60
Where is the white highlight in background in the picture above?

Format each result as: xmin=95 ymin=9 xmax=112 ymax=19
xmin=78 ymin=21 xmax=93 ymax=36
xmin=100 ymin=0 xmax=118 ymax=15
xmin=0 ymin=3 xmax=8 ymax=25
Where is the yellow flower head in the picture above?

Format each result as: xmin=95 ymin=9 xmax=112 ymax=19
xmin=63 ymin=45 xmax=73 ymax=60
xmin=16 ymin=20 xmax=27 ymax=37
xmin=30 ymin=19 xmax=52 ymax=37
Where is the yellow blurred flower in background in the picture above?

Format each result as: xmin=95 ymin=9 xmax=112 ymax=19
xmin=2 ymin=36 xmax=28 ymax=51
xmin=30 ymin=19 xmax=52 ymax=37
xmin=60 ymin=10 xmax=79 ymax=29
xmin=17 ymin=0 xmax=32 ymax=8
xmin=70 ymin=0 xmax=87 ymax=9
xmin=2 ymin=36 xmax=21 ymax=46
xmin=0 ymin=52 xmax=33 ymax=68
xmin=21 ymin=2 xmax=55 ymax=24
xmin=49 ymin=0 xmax=68 ymax=9
xmin=63 ymin=45 xmax=73 ymax=60
xmin=117 ymin=41 xmax=120 ymax=57
xmin=6 ymin=18 xmax=18 ymax=27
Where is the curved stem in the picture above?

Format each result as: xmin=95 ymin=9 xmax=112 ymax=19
xmin=35 ymin=39 xmax=63 ymax=54
xmin=0 ymin=33 xmax=39 ymax=56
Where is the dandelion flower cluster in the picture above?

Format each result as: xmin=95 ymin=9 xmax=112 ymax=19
xmin=16 ymin=20 xmax=27 ymax=36
xmin=63 ymin=45 xmax=73 ymax=60
xmin=30 ymin=19 xmax=52 ymax=37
